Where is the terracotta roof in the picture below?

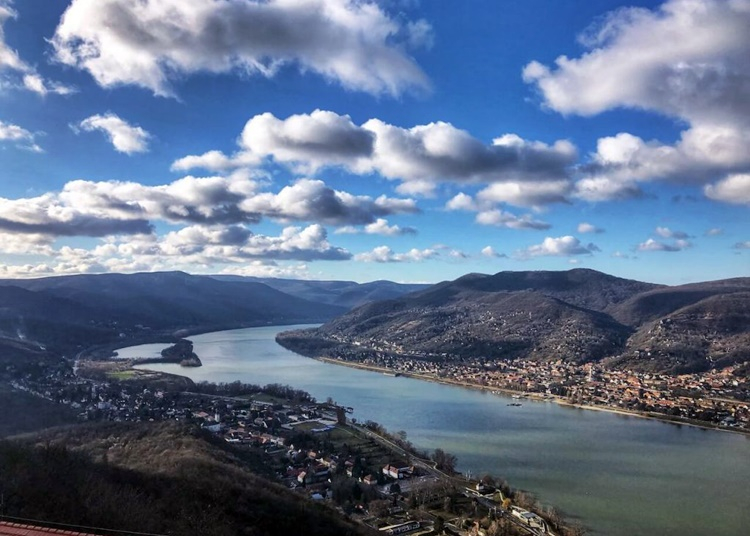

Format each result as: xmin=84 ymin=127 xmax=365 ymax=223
xmin=0 ymin=521 xmax=100 ymax=535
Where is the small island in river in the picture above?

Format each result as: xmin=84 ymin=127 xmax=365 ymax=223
xmin=134 ymin=339 xmax=202 ymax=368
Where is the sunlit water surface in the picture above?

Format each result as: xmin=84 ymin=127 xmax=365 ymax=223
xmin=121 ymin=325 xmax=750 ymax=536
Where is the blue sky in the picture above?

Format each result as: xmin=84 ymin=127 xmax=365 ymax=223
xmin=0 ymin=0 xmax=747 ymax=285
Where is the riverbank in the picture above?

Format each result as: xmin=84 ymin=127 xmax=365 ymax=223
xmin=313 ymin=356 xmax=749 ymax=436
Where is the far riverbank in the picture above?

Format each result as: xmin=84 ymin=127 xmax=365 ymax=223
xmin=311 ymin=356 xmax=749 ymax=436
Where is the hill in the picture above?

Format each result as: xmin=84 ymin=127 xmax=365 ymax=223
xmin=211 ymin=275 xmax=429 ymax=309
xmin=0 ymin=422 xmax=368 ymax=536
xmin=277 ymin=269 xmax=750 ymax=374
xmin=0 ymin=272 xmax=347 ymax=353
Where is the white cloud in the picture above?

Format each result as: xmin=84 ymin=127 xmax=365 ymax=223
xmin=574 ymin=175 xmax=643 ymax=202
xmin=0 ymin=2 xmax=25 ymax=72
xmin=22 ymin=73 xmax=75 ymax=96
xmin=655 ymin=226 xmax=689 ymax=240
xmin=355 ymin=245 xmax=437 ymax=263
xmin=475 ymin=209 xmax=550 ymax=230
xmin=335 ymin=218 xmax=416 ymax=236
xmin=160 ymin=223 xmax=350 ymax=261
xmin=173 ymin=110 xmax=577 ymax=201
xmin=476 ymin=180 xmax=571 ymax=208
xmin=51 ymin=0 xmax=430 ymax=97
xmin=77 ymin=113 xmax=151 ymax=154
xmin=481 ymin=246 xmax=506 ymax=258
xmin=637 ymin=238 xmax=692 ymax=252
xmin=218 ymin=261 xmax=310 ymax=279
xmin=445 ymin=193 xmax=477 ymax=211
xmin=238 ymin=178 xmax=418 ymax=225
xmin=0 ymin=3 xmax=74 ymax=95
xmin=704 ymin=227 xmax=723 ymax=236
xmin=525 ymin=0 xmax=750 ymax=201
xmin=363 ymin=121 xmax=576 ymax=186
xmin=171 ymin=150 xmax=246 ymax=173
xmin=48 ymin=224 xmax=350 ymax=275
xmin=704 ymin=173 xmax=750 ymax=204
xmin=523 ymin=0 xmax=750 ymax=124
xmin=733 ymin=241 xmax=750 ymax=250
xmin=577 ymin=222 xmax=604 ymax=234
xmin=0 ymin=173 xmax=418 ymax=244
xmin=0 ymin=119 xmax=41 ymax=151
xmin=516 ymin=236 xmax=596 ymax=259
xmin=446 ymin=191 xmax=551 ymax=230
xmin=612 ymin=251 xmax=631 ymax=259
xmin=238 ymin=110 xmax=374 ymax=173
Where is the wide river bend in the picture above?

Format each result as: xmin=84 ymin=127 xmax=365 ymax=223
xmin=118 ymin=325 xmax=750 ymax=536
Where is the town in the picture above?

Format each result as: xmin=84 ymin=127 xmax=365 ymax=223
xmin=5 ymin=355 xmax=584 ymax=536
xmin=310 ymin=335 xmax=750 ymax=432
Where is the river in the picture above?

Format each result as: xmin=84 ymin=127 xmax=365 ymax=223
xmin=120 ymin=325 xmax=750 ymax=536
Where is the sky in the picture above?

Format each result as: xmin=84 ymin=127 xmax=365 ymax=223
xmin=0 ymin=0 xmax=748 ymax=285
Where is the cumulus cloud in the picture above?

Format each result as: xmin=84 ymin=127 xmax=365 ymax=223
xmin=51 ymin=0 xmax=430 ymax=97
xmin=577 ymin=222 xmax=603 ymax=234
xmin=173 ymin=110 xmax=578 ymax=200
xmin=705 ymin=228 xmax=723 ymax=236
xmin=704 ymin=173 xmax=750 ymax=205
xmin=76 ymin=113 xmax=150 ymax=154
xmin=637 ymin=238 xmax=692 ymax=252
xmin=355 ymin=245 xmax=438 ymax=263
xmin=524 ymin=0 xmax=750 ymax=201
xmin=475 ymin=209 xmax=550 ymax=230
xmin=733 ymin=241 xmax=750 ymax=250
xmin=0 ymin=174 xmax=417 ymax=248
xmin=481 ymin=246 xmax=506 ymax=258
xmin=238 ymin=178 xmax=418 ymax=225
xmin=573 ymin=175 xmax=644 ymax=202
xmin=0 ymin=193 xmax=153 ymax=238
xmin=0 ymin=223 xmax=348 ymax=277
xmin=160 ymin=223 xmax=350 ymax=261
xmin=476 ymin=180 xmax=571 ymax=208
xmin=445 ymin=192 xmax=551 ymax=230
xmin=654 ymin=226 xmax=690 ymax=240
xmin=335 ymin=218 xmax=416 ymax=236
xmin=0 ymin=119 xmax=41 ymax=151
xmin=515 ymin=236 xmax=597 ymax=259
xmin=523 ymin=0 xmax=750 ymax=123
xmin=218 ymin=261 xmax=310 ymax=279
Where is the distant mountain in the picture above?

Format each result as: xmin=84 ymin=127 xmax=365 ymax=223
xmin=211 ymin=275 xmax=429 ymax=309
xmin=0 ymin=272 xmax=347 ymax=353
xmin=277 ymin=269 xmax=750 ymax=374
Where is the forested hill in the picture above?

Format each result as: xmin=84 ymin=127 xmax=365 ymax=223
xmin=277 ymin=269 xmax=750 ymax=375
xmin=0 ymin=271 xmax=347 ymax=353
xmin=0 ymin=422 xmax=368 ymax=536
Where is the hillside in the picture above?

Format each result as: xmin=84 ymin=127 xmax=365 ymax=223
xmin=0 ymin=272 xmax=346 ymax=353
xmin=0 ymin=422 xmax=368 ymax=536
xmin=278 ymin=270 xmax=750 ymax=374
xmin=212 ymin=275 xmax=429 ymax=309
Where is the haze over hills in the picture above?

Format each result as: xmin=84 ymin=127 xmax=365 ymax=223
xmin=211 ymin=275 xmax=430 ymax=309
xmin=277 ymin=269 xmax=750 ymax=375
xmin=0 ymin=271 xmax=348 ymax=353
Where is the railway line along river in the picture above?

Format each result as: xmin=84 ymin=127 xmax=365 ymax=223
xmin=119 ymin=324 xmax=750 ymax=536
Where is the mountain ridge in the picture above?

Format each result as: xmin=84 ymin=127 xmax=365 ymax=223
xmin=277 ymin=269 xmax=750 ymax=375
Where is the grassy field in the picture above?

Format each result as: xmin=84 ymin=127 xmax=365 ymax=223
xmin=107 ymin=370 xmax=137 ymax=380
xmin=0 ymin=383 xmax=78 ymax=437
